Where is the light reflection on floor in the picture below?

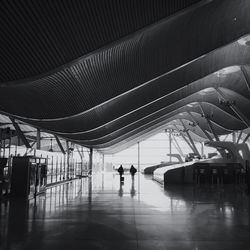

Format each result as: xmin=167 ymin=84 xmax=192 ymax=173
xmin=0 ymin=172 xmax=250 ymax=250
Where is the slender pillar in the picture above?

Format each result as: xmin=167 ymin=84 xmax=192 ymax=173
xmin=55 ymin=136 xmax=65 ymax=154
xmin=10 ymin=118 xmax=31 ymax=148
xmin=137 ymin=142 xmax=140 ymax=196
xmin=216 ymin=88 xmax=250 ymax=128
xmin=66 ymin=140 xmax=70 ymax=179
xmin=8 ymin=130 xmax=12 ymax=158
xmin=169 ymin=129 xmax=172 ymax=162
xmin=174 ymin=125 xmax=195 ymax=153
xmin=0 ymin=128 xmax=2 ymax=157
xmin=188 ymin=111 xmax=213 ymax=141
xmin=60 ymin=156 xmax=62 ymax=181
xmin=3 ymin=138 xmax=5 ymax=157
xmin=207 ymin=118 xmax=220 ymax=142
xmin=63 ymin=153 xmax=66 ymax=180
xmin=223 ymin=134 xmax=230 ymax=142
xmin=81 ymin=147 xmax=84 ymax=176
xmin=102 ymin=154 xmax=105 ymax=172
xmin=237 ymin=130 xmax=243 ymax=144
xmin=36 ymin=128 xmax=41 ymax=150
xmin=172 ymin=134 xmax=185 ymax=157
xmin=179 ymin=119 xmax=200 ymax=156
xmin=89 ymin=148 xmax=93 ymax=175
xmin=243 ymin=132 xmax=250 ymax=143
xmin=232 ymin=132 xmax=236 ymax=143
xmin=55 ymin=156 xmax=58 ymax=182
xmin=198 ymin=103 xmax=220 ymax=141
xmin=201 ymin=142 xmax=204 ymax=157
xmin=51 ymin=156 xmax=54 ymax=183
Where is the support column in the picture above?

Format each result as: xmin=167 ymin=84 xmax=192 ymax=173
xmin=232 ymin=132 xmax=236 ymax=143
xmin=216 ymin=88 xmax=250 ymax=128
xmin=36 ymin=128 xmax=41 ymax=150
xmin=0 ymin=128 xmax=2 ymax=157
xmin=187 ymin=111 xmax=213 ymax=141
xmin=243 ymin=132 xmax=250 ymax=143
xmin=198 ymin=104 xmax=220 ymax=141
xmin=55 ymin=136 xmax=65 ymax=154
xmin=89 ymin=148 xmax=93 ymax=175
xmin=137 ymin=142 xmax=140 ymax=196
xmin=10 ymin=118 xmax=31 ymax=148
xmin=169 ymin=129 xmax=172 ymax=162
xmin=179 ymin=119 xmax=200 ymax=156
xmin=201 ymin=142 xmax=204 ymax=157
xmin=102 ymin=154 xmax=105 ymax=172
xmin=223 ymin=134 xmax=230 ymax=142
xmin=23 ymin=141 xmax=36 ymax=156
xmin=81 ymin=147 xmax=84 ymax=175
xmin=8 ymin=130 xmax=12 ymax=158
xmin=172 ymin=134 xmax=185 ymax=158
xmin=66 ymin=140 xmax=70 ymax=179
xmin=174 ymin=125 xmax=195 ymax=153
xmin=237 ymin=130 xmax=243 ymax=144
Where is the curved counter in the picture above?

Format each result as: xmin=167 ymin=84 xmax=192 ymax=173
xmin=153 ymin=158 xmax=243 ymax=185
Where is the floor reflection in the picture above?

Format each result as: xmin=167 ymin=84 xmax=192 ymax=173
xmin=0 ymin=173 xmax=250 ymax=250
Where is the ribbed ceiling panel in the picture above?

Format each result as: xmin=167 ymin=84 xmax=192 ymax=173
xmin=0 ymin=0 xmax=201 ymax=82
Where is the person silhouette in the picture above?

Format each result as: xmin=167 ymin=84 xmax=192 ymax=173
xmin=117 ymin=165 xmax=124 ymax=182
xmin=129 ymin=165 xmax=137 ymax=180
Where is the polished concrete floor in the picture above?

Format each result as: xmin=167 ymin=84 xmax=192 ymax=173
xmin=1 ymin=172 xmax=250 ymax=250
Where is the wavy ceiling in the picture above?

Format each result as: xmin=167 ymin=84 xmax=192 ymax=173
xmin=0 ymin=0 xmax=250 ymax=154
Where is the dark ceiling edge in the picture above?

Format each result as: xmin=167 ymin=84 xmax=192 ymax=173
xmin=0 ymin=0 xmax=210 ymax=87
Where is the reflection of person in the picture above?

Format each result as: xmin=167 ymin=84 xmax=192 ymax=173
xmin=129 ymin=165 xmax=137 ymax=179
xmin=117 ymin=165 xmax=124 ymax=182
xmin=0 ymin=166 xmax=3 ymax=196
xmin=130 ymin=178 xmax=136 ymax=198
xmin=118 ymin=181 xmax=124 ymax=197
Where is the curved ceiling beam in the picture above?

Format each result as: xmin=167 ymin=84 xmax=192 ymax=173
xmin=47 ymin=69 xmax=249 ymax=135
xmin=52 ymin=89 xmax=247 ymax=141
xmin=73 ymin=104 xmax=242 ymax=148
xmin=0 ymin=0 xmax=250 ymax=122
xmin=4 ymin=64 xmax=249 ymax=140
xmin=64 ymin=100 xmax=245 ymax=144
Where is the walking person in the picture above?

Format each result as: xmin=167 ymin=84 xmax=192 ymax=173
xmin=117 ymin=165 xmax=124 ymax=183
xmin=129 ymin=165 xmax=137 ymax=180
